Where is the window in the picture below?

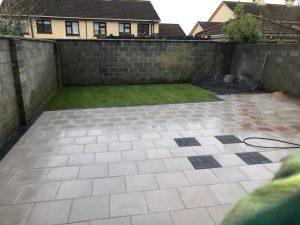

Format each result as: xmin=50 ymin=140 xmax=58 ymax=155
xmin=119 ymin=23 xmax=131 ymax=36
xmin=66 ymin=21 xmax=79 ymax=35
xmin=20 ymin=19 xmax=29 ymax=34
xmin=138 ymin=23 xmax=149 ymax=36
xmin=93 ymin=22 xmax=106 ymax=36
xmin=36 ymin=20 xmax=52 ymax=33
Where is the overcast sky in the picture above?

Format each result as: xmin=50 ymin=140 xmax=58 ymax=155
xmin=150 ymin=0 xmax=285 ymax=34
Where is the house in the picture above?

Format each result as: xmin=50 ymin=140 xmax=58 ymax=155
xmin=189 ymin=22 xmax=222 ymax=36
xmin=159 ymin=23 xmax=186 ymax=38
xmin=196 ymin=16 xmax=298 ymax=42
xmin=190 ymin=0 xmax=300 ymax=36
xmin=1 ymin=0 xmax=161 ymax=39
xmin=209 ymin=0 xmax=300 ymax=28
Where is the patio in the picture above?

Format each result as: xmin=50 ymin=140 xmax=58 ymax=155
xmin=0 ymin=93 xmax=300 ymax=225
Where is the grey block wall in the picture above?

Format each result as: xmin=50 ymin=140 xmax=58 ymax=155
xmin=0 ymin=39 xmax=20 ymax=147
xmin=231 ymin=44 xmax=300 ymax=96
xmin=16 ymin=40 xmax=57 ymax=123
xmin=0 ymin=38 xmax=58 ymax=147
xmin=57 ymin=40 xmax=230 ymax=85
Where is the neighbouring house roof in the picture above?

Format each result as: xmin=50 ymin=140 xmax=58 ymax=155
xmin=0 ymin=0 xmax=161 ymax=21
xmin=198 ymin=21 xmax=222 ymax=30
xmin=159 ymin=23 xmax=186 ymax=37
xmin=222 ymin=1 xmax=300 ymax=24
xmin=197 ymin=16 xmax=298 ymax=38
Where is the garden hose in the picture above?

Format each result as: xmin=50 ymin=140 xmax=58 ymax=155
xmin=243 ymin=137 xmax=300 ymax=149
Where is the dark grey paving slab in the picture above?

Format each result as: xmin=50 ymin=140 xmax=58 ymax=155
xmin=236 ymin=152 xmax=272 ymax=165
xmin=174 ymin=138 xmax=201 ymax=147
xmin=188 ymin=156 xmax=222 ymax=170
xmin=215 ymin=135 xmax=242 ymax=144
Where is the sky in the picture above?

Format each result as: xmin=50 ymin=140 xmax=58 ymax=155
xmin=150 ymin=0 xmax=285 ymax=34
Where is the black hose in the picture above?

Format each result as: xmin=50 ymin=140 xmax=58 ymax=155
xmin=243 ymin=137 xmax=300 ymax=149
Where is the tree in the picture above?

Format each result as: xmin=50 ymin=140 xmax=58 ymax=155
xmin=223 ymin=4 xmax=263 ymax=43
xmin=0 ymin=0 xmax=54 ymax=36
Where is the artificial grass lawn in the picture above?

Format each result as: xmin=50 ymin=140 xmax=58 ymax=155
xmin=42 ymin=84 xmax=216 ymax=110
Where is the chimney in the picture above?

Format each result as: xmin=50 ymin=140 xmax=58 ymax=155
xmin=253 ymin=0 xmax=265 ymax=5
xmin=285 ymin=0 xmax=295 ymax=6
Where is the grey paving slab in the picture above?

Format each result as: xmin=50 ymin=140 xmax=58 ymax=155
xmin=26 ymin=200 xmax=72 ymax=225
xmin=1 ymin=94 xmax=300 ymax=225
xmin=69 ymin=196 xmax=109 ymax=222
xmin=110 ymin=192 xmax=148 ymax=217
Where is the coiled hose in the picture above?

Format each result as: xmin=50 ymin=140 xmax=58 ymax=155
xmin=243 ymin=137 xmax=300 ymax=149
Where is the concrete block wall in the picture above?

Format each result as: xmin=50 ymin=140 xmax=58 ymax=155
xmin=57 ymin=40 xmax=231 ymax=85
xmin=231 ymin=44 xmax=300 ymax=97
xmin=0 ymin=37 xmax=58 ymax=147
xmin=0 ymin=39 xmax=20 ymax=147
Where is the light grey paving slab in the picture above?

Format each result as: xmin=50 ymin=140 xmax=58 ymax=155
xmin=84 ymin=144 xmax=109 ymax=153
xmin=156 ymin=172 xmax=190 ymax=189
xmin=109 ymin=142 xmax=132 ymax=152
xmin=66 ymin=130 xmax=87 ymax=137
xmin=46 ymin=166 xmax=80 ymax=182
xmin=58 ymin=145 xmax=84 ymax=155
xmin=7 ymin=157 xmax=40 ymax=170
xmin=132 ymin=212 xmax=173 ymax=225
xmin=125 ymin=174 xmax=158 ymax=192
xmin=145 ymin=189 xmax=185 ymax=213
xmin=0 ymin=185 xmax=24 ymax=205
xmin=56 ymin=179 xmax=93 ymax=200
xmin=212 ymin=167 xmax=249 ymax=183
xmin=170 ymin=147 xmax=197 ymax=157
xmin=171 ymin=208 xmax=215 ymax=225
xmin=213 ymin=154 xmax=247 ymax=167
xmin=184 ymin=170 xmax=220 ymax=185
xmin=0 ymin=170 xmax=18 ymax=185
xmin=239 ymin=165 xmax=274 ymax=180
xmin=122 ymin=150 xmax=147 ymax=161
xmin=87 ymin=129 xmax=105 ymax=136
xmin=140 ymin=132 xmax=161 ymax=140
xmin=163 ymin=158 xmax=193 ymax=171
xmin=207 ymin=204 xmax=233 ymax=225
xmin=193 ymin=145 xmax=221 ymax=156
xmin=210 ymin=183 xmax=246 ymax=204
xmin=178 ymin=186 xmax=220 ymax=208
xmin=264 ymin=163 xmax=281 ymax=173
xmin=131 ymin=140 xmax=155 ymax=150
xmin=26 ymin=200 xmax=72 ymax=225
xmin=17 ymin=182 xmax=60 ymax=204
xmin=110 ymin=192 xmax=148 ymax=217
xmin=96 ymin=152 xmax=122 ymax=163
xmin=74 ymin=137 xmax=97 ymax=145
xmin=260 ymin=150 xmax=291 ymax=163
xmin=154 ymin=139 xmax=178 ymax=148
xmin=37 ymin=155 xmax=69 ymax=168
xmin=97 ymin=135 xmax=118 ymax=143
xmin=12 ymin=169 xmax=48 ymax=185
xmin=69 ymin=195 xmax=109 ymax=222
xmin=0 ymin=204 xmax=33 ymax=225
xmin=91 ymin=216 xmax=131 ymax=225
xmin=59 ymin=222 xmax=89 ymax=225
xmin=146 ymin=148 xmax=172 ymax=159
xmin=93 ymin=177 xmax=126 ymax=195
xmin=119 ymin=133 xmax=140 ymax=142
xmin=137 ymin=160 xmax=167 ymax=174
xmin=67 ymin=154 xmax=95 ymax=166
xmin=239 ymin=180 xmax=269 ymax=192
xmin=109 ymin=162 xmax=138 ymax=176
xmin=78 ymin=164 xmax=108 ymax=179
xmin=160 ymin=131 xmax=181 ymax=139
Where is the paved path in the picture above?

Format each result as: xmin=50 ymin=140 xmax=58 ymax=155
xmin=0 ymin=94 xmax=299 ymax=225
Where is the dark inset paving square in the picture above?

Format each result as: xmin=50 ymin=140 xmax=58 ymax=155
xmin=188 ymin=155 xmax=222 ymax=170
xmin=236 ymin=152 xmax=272 ymax=165
xmin=175 ymin=138 xmax=201 ymax=147
xmin=215 ymin=135 xmax=242 ymax=144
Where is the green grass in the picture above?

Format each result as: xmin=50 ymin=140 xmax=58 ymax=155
xmin=42 ymin=84 xmax=216 ymax=110
xmin=222 ymin=153 xmax=300 ymax=225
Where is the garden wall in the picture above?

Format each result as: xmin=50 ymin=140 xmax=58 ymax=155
xmin=0 ymin=37 xmax=58 ymax=148
xmin=57 ymin=40 xmax=232 ymax=85
xmin=231 ymin=43 xmax=300 ymax=97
